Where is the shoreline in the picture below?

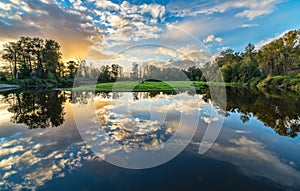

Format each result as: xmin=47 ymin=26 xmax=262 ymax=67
xmin=0 ymin=84 xmax=20 ymax=92
xmin=1 ymin=77 xmax=299 ymax=93
xmin=67 ymin=81 xmax=245 ymax=92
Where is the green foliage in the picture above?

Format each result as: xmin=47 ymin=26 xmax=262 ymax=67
xmin=217 ymin=43 xmax=261 ymax=83
xmin=98 ymin=65 xmax=113 ymax=83
xmin=0 ymin=72 xmax=10 ymax=82
xmin=128 ymin=62 xmax=204 ymax=82
xmin=184 ymin=66 xmax=202 ymax=81
xmin=216 ymin=29 xmax=300 ymax=92
xmin=1 ymin=37 xmax=62 ymax=80
xmin=71 ymin=81 xmax=193 ymax=91
xmin=2 ymin=29 xmax=300 ymax=91
xmin=257 ymin=75 xmax=300 ymax=92
xmin=42 ymin=39 xmax=62 ymax=78
xmin=257 ymin=30 xmax=300 ymax=76
xmin=225 ymin=87 xmax=300 ymax=137
xmin=69 ymin=81 xmax=245 ymax=92
xmin=291 ymin=84 xmax=300 ymax=92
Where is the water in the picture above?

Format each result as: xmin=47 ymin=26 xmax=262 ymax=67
xmin=0 ymin=88 xmax=299 ymax=191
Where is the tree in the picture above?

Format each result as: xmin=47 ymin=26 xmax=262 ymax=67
xmin=111 ymin=64 xmax=123 ymax=81
xmin=42 ymin=39 xmax=62 ymax=78
xmin=66 ymin=61 xmax=78 ymax=78
xmin=32 ymin=38 xmax=44 ymax=77
xmin=2 ymin=42 xmax=21 ymax=79
xmin=131 ymin=62 xmax=139 ymax=80
xmin=216 ymin=48 xmax=241 ymax=68
xmin=240 ymin=43 xmax=260 ymax=81
xmin=245 ymin=43 xmax=255 ymax=56
xmin=258 ymin=30 xmax=300 ymax=76
xmin=98 ymin=65 xmax=111 ymax=83
xmin=185 ymin=66 xmax=202 ymax=81
xmin=2 ymin=37 xmax=48 ymax=79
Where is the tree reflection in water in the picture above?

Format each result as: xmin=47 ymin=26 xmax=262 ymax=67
xmin=224 ymin=88 xmax=300 ymax=138
xmin=2 ymin=90 xmax=67 ymax=129
xmin=1 ymin=88 xmax=300 ymax=138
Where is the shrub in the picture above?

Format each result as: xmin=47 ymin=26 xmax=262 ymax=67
xmin=291 ymin=84 xmax=300 ymax=92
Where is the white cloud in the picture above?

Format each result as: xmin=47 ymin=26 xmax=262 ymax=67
xmin=9 ymin=0 xmax=21 ymax=5
xmin=163 ymin=17 xmax=239 ymax=42
xmin=204 ymin=34 xmax=223 ymax=43
xmin=204 ymin=35 xmax=215 ymax=43
xmin=0 ymin=136 xmax=99 ymax=190
xmin=100 ymin=20 xmax=161 ymax=48
xmin=235 ymin=0 xmax=283 ymax=20
xmin=202 ymin=136 xmax=300 ymax=188
xmin=0 ymin=1 xmax=47 ymax=21
xmin=177 ymin=45 xmax=212 ymax=64
xmin=0 ymin=1 xmax=14 ymax=10
xmin=0 ymin=0 xmax=106 ymax=60
xmin=119 ymin=1 xmax=165 ymax=23
xmin=255 ymin=37 xmax=275 ymax=50
xmin=169 ymin=0 xmax=283 ymax=20
xmin=255 ymin=30 xmax=289 ymax=49
xmin=0 ymin=102 xmax=12 ymax=122
xmin=40 ymin=0 xmax=51 ymax=4
xmin=155 ymin=47 xmax=178 ymax=58
xmin=140 ymin=3 xmax=166 ymax=22
xmin=0 ymin=146 xmax=24 ymax=158
xmin=234 ymin=130 xmax=251 ymax=134
xmin=91 ymin=1 xmax=166 ymax=49
xmin=241 ymin=23 xmax=259 ymax=28
xmin=215 ymin=37 xmax=223 ymax=42
xmin=0 ymin=0 xmax=166 ymax=59
xmin=95 ymin=0 xmax=120 ymax=10
xmin=81 ymin=92 xmax=206 ymax=153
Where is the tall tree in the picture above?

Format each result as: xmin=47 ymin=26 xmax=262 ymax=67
xmin=131 ymin=62 xmax=139 ymax=80
xmin=2 ymin=42 xmax=21 ymax=79
xmin=32 ymin=38 xmax=44 ymax=77
xmin=66 ymin=61 xmax=78 ymax=78
xmin=42 ymin=39 xmax=62 ymax=78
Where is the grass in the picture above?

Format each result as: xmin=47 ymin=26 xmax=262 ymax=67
xmin=2 ymin=78 xmax=75 ymax=88
xmin=67 ymin=81 xmax=245 ymax=92
xmin=257 ymin=75 xmax=300 ymax=93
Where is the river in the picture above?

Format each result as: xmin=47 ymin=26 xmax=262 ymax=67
xmin=0 ymin=88 xmax=299 ymax=190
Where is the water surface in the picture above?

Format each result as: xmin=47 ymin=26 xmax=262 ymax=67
xmin=0 ymin=88 xmax=299 ymax=191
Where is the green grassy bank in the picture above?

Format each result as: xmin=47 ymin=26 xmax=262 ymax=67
xmin=67 ymin=81 xmax=245 ymax=92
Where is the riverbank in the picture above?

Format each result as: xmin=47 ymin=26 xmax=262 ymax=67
xmin=3 ymin=76 xmax=299 ymax=93
xmin=257 ymin=75 xmax=300 ymax=93
xmin=1 ymin=78 xmax=74 ymax=89
xmin=67 ymin=81 xmax=245 ymax=92
xmin=0 ymin=84 xmax=20 ymax=92
xmin=68 ymin=78 xmax=300 ymax=93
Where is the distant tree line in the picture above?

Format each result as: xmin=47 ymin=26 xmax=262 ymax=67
xmin=216 ymin=29 xmax=300 ymax=83
xmin=130 ymin=62 xmax=204 ymax=81
xmin=73 ymin=61 xmax=123 ymax=83
xmin=2 ymin=29 xmax=300 ymax=86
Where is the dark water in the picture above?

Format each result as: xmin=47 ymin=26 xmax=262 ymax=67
xmin=0 ymin=88 xmax=300 ymax=191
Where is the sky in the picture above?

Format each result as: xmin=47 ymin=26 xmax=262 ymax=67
xmin=0 ymin=0 xmax=300 ymax=63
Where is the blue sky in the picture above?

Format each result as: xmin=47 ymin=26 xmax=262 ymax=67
xmin=0 ymin=0 xmax=299 ymax=62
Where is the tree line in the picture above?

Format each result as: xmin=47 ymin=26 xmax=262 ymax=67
xmin=2 ymin=29 xmax=300 ymax=86
xmin=2 ymin=37 xmax=63 ymax=79
xmin=0 ymin=36 xmax=205 ymax=84
xmin=130 ymin=62 xmax=203 ymax=81
xmin=0 ymin=36 xmax=124 ymax=85
xmin=216 ymin=29 xmax=300 ymax=84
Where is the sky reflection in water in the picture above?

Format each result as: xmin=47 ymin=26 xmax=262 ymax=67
xmin=0 ymin=89 xmax=299 ymax=190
